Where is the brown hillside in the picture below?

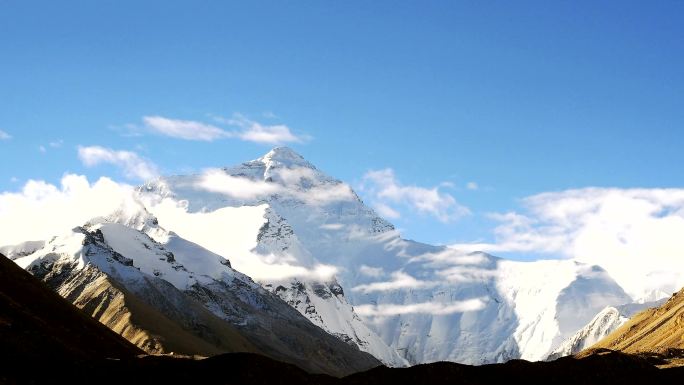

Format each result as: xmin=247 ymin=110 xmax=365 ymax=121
xmin=584 ymin=287 xmax=684 ymax=364
xmin=56 ymin=263 xmax=259 ymax=356
xmin=0 ymin=252 xmax=142 ymax=364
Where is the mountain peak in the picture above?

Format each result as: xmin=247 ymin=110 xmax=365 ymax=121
xmin=260 ymin=147 xmax=312 ymax=168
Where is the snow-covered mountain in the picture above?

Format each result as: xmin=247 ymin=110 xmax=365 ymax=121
xmin=546 ymin=299 xmax=667 ymax=360
xmin=133 ymin=147 xmax=632 ymax=364
xmin=9 ymin=210 xmax=380 ymax=375
xmin=547 ymin=307 xmax=628 ymax=360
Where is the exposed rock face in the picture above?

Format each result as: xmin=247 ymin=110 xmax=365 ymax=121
xmin=13 ymin=222 xmax=380 ymax=376
xmin=0 ymin=252 xmax=142 ymax=363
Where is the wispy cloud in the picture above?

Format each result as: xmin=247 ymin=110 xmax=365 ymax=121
xmin=141 ymin=196 xmax=340 ymax=282
xmin=360 ymin=168 xmax=470 ymax=222
xmin=143 ymin=116 xmax=228 ymax=141
xmin=451 ymin=188 xmax=684 ymax=299
xmin=222 ymin=113 xmax=306 ymax=144
xmin=142 ymin=114 xmax=308 ymax=145
xmin=373 ymin=202 xmax=401 ymax=219
xmin=78 ymin=145 xmax=159 ymax=181
xmin=194 ymin=167 xmax=355 ymax=206
xmin=197 ymin=169 xmax=281 ymax=200
xmin=0 ymin=130 xmax=11 ymax=140
xmin=355 ymin=298 xmax=487 ymax=317
xmin=359 ymin=264 xmax=385 ymax=278
xmin=352 ymin=270 xmax=436 ymax=293
xmin=37 ymin=140 xmax=64 ymax=154
xmin=466 ymin=182 xmax=479 ymax=190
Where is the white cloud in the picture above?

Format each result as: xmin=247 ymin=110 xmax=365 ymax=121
xmin=466 ymin=182 xmax=479 ymax=190
xmin=374 ymin=202 xmax=401 ymax=219
xmin=320 ymin=223 xmax=345 ymax=230
xmin=78 ymin=146 xmax=159 ymax=181
xmin=37 ymin=140 xmax=64 ymax=153
xmin=407 ymin=248 xmax=491 ymax=267
xmin=359 ymin=264 xmax=385 ymax=278
xmin=451 ymin=188 xmax=684 ymax=299
xmin=273 ymin=167 xmax=317 ymax=185
xmin=361 ymin=168 xmax=470 ymax=222
xmin=142 ymin=197 xmax=339 ymax=282
xmin=436 ymin=265 xmax=498 ymax=283
xmin=0 ymin=175 xmax=339 ymax=283
xmin=303 ymin=183 xmax=356 ymax=205
xmin=352 ymin=270 xmax=436 ymax=293
xmin=355 ymin=298 xmax=487 ymax=317
xmin=0 ymin=130 xmax=11 ymax=140
xmin=226 ymin=114 xmax=305 ymax=145
xmin=110 ymin=123 xmax=144 ymax=138
xmin=143 ymin=116 xmax=229 ymax=141
xmin=0 ymin=174 xmax=137 ymax=246
xmin=143 ymin=114 xmax=308 ymax=145
xmin=195 ymin=167 xmax=355 ymax=206
xmin=248 ymin=262 xmax=339 ymax=282
xmin=196 ymin=169 xmax=281 ymax=200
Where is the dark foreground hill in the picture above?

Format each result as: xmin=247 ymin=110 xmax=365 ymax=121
xmin=4 ymin=349 xmax=684 ymax=385
xmin=3 ymin=249 xmax=684 ymax=385
xmin=0 ymin=251 xmax=142 ymax=381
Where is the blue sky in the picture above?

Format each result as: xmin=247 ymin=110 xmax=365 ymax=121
xmin=1 ymin=1 xmax=683 ymax=257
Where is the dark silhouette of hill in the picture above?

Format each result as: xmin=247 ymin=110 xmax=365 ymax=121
xmin=3 ymin=250 xmax=684 ymax=385
xmin=0 ymin=252 xmax=142 ymax=383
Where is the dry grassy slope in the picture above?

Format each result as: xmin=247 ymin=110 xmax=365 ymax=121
xmin=0 ymin=253 xmax=142 ymax=362
xmin=588 ymin=287 xmax=684 ymax=353
xmin=56 ymin=264 xmax=259 ymax=356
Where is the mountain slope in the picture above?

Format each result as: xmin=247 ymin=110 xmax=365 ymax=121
xmin=0 ymin=252 xmax=142 ymax=365
xmin=138 ymin=147 xmax=632 ymax=364
xmin=547 ymin=306 xmax=628 ymax=360
xmin=547 ymin=298 xmax=666 ymax=360
xmin=57 ymin=263 xmax=258 ymax=355
xmin=13 ymin=219 xmax=380 ymax=376
xmin=588 ymin=287 xmax=684 ymax=356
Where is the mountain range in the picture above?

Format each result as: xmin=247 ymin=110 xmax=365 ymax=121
xmin=1 ymin=147 xmax=681 ymax=372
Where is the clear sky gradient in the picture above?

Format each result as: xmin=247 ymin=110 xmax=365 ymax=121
xmin=1 ymin=1 xmax=683 ymax=255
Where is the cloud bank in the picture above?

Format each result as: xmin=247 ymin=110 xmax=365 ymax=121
xmin=451 ymin=188 xmax=684 ymax=299
xmin=0 ymin=174 xmax=340 ymax=283
xmin=0 ymin=174 xmax=136 ymax=246
xmin=142 ymin=197 xmax=339 ymax=282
